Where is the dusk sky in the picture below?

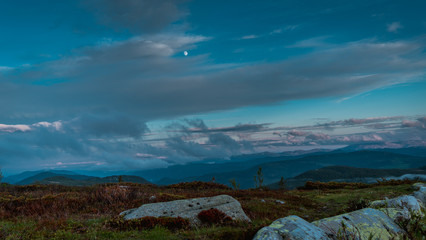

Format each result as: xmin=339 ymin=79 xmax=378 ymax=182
xmin=0 ymin=0 xmax=425 ymax=175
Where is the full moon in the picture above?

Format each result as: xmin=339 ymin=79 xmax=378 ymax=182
xmin=183 ymin=51 xmax=188 ymax=56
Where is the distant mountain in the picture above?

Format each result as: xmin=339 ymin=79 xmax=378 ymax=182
xmin=267 ymin=166 xmax=426 ymax=189
xmin=156 ymin=150 xmax=426 ymax=189
xmin=4 ymin=170 xmax=79 ymax=184
xmin=338 ymin=144 xmax=426 ymax=157
xmin=38 ymin=175 xmax=151 ymax=186
xmin=16 ymin=172 xmax=92 ymax=185
xmin=133 ymin=148 xmax=333 ymax=182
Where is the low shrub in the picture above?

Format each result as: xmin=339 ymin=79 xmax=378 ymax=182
xmin=105 ymin=216 xmax=190 ymax=231
xmin=166 ymin=181 xmax=230 ymax=190
xmin=197 ymin=208 xmax=233 ymax=225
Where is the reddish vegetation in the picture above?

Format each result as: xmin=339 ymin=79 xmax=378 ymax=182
xmin=197 ymin=208 xmax=233 ymax=225
xmin=166 ymin=181 xmax=231 ymax=190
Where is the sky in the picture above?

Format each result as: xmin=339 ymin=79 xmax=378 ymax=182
xmin=0 ymin=0 xmax=425 ymax=175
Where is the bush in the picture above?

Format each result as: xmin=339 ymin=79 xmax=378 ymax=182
xmin=105 ymin=216 xmax=190 ymax=231
xmin=197 ymin=208 xmax=232 ymax=225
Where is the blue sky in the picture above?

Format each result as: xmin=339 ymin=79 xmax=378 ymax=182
xmin=0 ymin=0 xmax=425 ymax=174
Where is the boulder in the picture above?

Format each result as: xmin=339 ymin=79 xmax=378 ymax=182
xmin=253 ymin=227 xmax=283 ymax=240
xmin=312 ymin=208 xmax=405 ymax=240
xmin=378 ymin=208 xmax=411 ymax=223
xmin=253 ymin=216 xmax=331 ymax=240
xmin=370 ymin=195 xmax=424 ymax=216
xmin=413 ymin=186 xmax=426 ymax=206
xmin=120 ymin=194 xmax=250 ymax=226
xmin=412 ymin=182 xmax=426 ymax=190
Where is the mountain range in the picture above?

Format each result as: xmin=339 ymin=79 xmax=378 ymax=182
xmin=3 ymin=147 xmax=426 ymax=189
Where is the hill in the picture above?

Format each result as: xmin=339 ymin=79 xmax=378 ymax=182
xmin=16 ymin=171 xmax=92 ymax=185
xmin=156 ymin=150 xmax=426 ymax=189
xmin=133 ymin=149 xmax=332 ymax=182
xmin=268 ymin=166 xmax=426 ymax=189
xmin=37 ymin=175 xmax=151 ymax=186
xmin=3 ymin=170 xmax=78 ymax=184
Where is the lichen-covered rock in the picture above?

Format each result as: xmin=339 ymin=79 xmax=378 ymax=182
xmin=412 ymin=182 xmax=426 ymax=190
xmin=413 ymin=186 xmax=426 ymax=206
xmin=253 ymin=227 xmax=283 ymax=240
xmin=120 ymin=194 xmax=250 ymax=226
xmin=370 ymin=195 xmax=424 ymax=215
xmin=313 ymin=208 xmax=405 ymax=240
xmin=378 ymin=208 xmax=411 ymax=224
xmin=253 ymin=216 xmax=331 ymax=240
xmin=269 ymin=216 xmax=331 ymax=240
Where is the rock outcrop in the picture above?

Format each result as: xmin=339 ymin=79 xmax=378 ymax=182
xmin=253 ymin=182 xmax=426 ymax=240
xmin=253 ymin=215 xmax=331 ymax=240
xmin=413 ymin=183 xmax=426 ymax=205
xmin=120 ymin=194 xmax=250 ymax=226
xmin=370 ymin=195 xmax=424 ymax=215
xmin=313 ymin=208 xmax=405 ymax=240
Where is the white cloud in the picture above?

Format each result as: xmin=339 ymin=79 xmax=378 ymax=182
xmin=0 ymin=124 xmax=31 ymax=133
xmin=240 ymin=35 xmax=259 ymax=40
xmin=387 ymin=22 xmax=403 ymax=33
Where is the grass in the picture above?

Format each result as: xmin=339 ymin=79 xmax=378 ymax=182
xmin=0 ymin=180 xmax=423 ymax=240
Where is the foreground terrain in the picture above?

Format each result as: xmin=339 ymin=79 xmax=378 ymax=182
xmin=0 ymin=180 xmax=425 ymax=239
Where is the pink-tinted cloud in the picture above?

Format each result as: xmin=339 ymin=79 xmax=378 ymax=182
xmin=0 ymin=124 xmax=31 ymax=133
xmin=402 ymin=117 xmax=426 ymax=130
xmin=287 ymin=130 xmax=309 ymax=136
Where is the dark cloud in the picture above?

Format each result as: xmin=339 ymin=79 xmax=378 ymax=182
xmin=164 ymin=119 xmax=253 ymax=159
xmin=2 ymin=38 xmax=425 ymax=124
xmin=69 ymin=113 xmax=149 ymax=138
xmin=287 ymin=130 xmax=309 ymax=136
xmin=84 ymin=0 xmax=188 ymax=33
xmin=402 ymin=117 xmax=426 ymax=130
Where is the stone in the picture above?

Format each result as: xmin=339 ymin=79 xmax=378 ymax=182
xmin=370 ymin=195 xmax=424 ymax=215
xmin=253 ymin=227 xmax=283 ymax=240
xmin=275 ymin=200 xmax=285 ymax=204
xmin=149 ymin=195 xmax=157 ymax=202
xmin=269 ymin=216 xmax=331 ymax=240
xmin=120 ymin=194 xmax=250 ymax=226
xmin=253 ymin=216 xmax=331 ymax=240
xmin=412 ymin=182 xmax=426 ymax=190
xmin=312 ymin=208 xmax=405 ymax=240
xmin=378 ymin=208 xmax=411 ymax=224
xmin=413 ymin=186 xmax=426 ymax=206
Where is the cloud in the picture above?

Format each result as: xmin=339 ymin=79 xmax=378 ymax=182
xmin=83 ymin=0 xmax=188 ymax=33
xmin=0 ymin=124 xmax=31 ymax=133
xmin=287 ymin=36 xmax=331 ymax=48
xmin=240 ymin=35 xmax=259 ymax=40
xmin=186 ymin=123 xmax=269 ymax=133
xmin=68 ymin=113 xmax=149 ymax=138
xmin=287 ymin=130 xmax=309 ymax=136
xmin=2 ymin=38 xmax=425 ymax=124
xmin=387 ymin=22 xmax=403 ymax=33
xmin=402 ymin=117 xmax=426 ymax=130
xmin=163 ymin=119 xmax=254 ymax=160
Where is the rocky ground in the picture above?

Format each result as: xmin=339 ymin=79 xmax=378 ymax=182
xmin=0 ymin=179 xmax=424 ymax=239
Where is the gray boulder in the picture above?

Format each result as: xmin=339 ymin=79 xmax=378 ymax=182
xmin=120 ymin=194 xmax=250 ymax=226
xmin=253 ymin=216 xmax=331 ymax=240
xmin=378 ymin=208 xmax=412 ymax=224
xmin=412 ymin=182 xmax=426 ymax=190
xmin=370 ymin=195 xmax=424 ymax=216
xmin=313 ymin=208 xmax=405 ymax=240
xmin=253 ymin=227 xmax=283 ymax=240
xmin=413 ymin=186 xmax=426 ymax=206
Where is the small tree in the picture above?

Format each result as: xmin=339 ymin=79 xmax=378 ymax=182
xmin=229 ymin=178 xmax=240 ymax=190
xmin=254 ymin=167 xmax=264 ymax=188
xmin=0 ymin=168 xmax=2 ymax=183
xmin=118 ymin=175 xmax=123 ymax=183
xmin=278 ymin=176 xmax=286 ymax=190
